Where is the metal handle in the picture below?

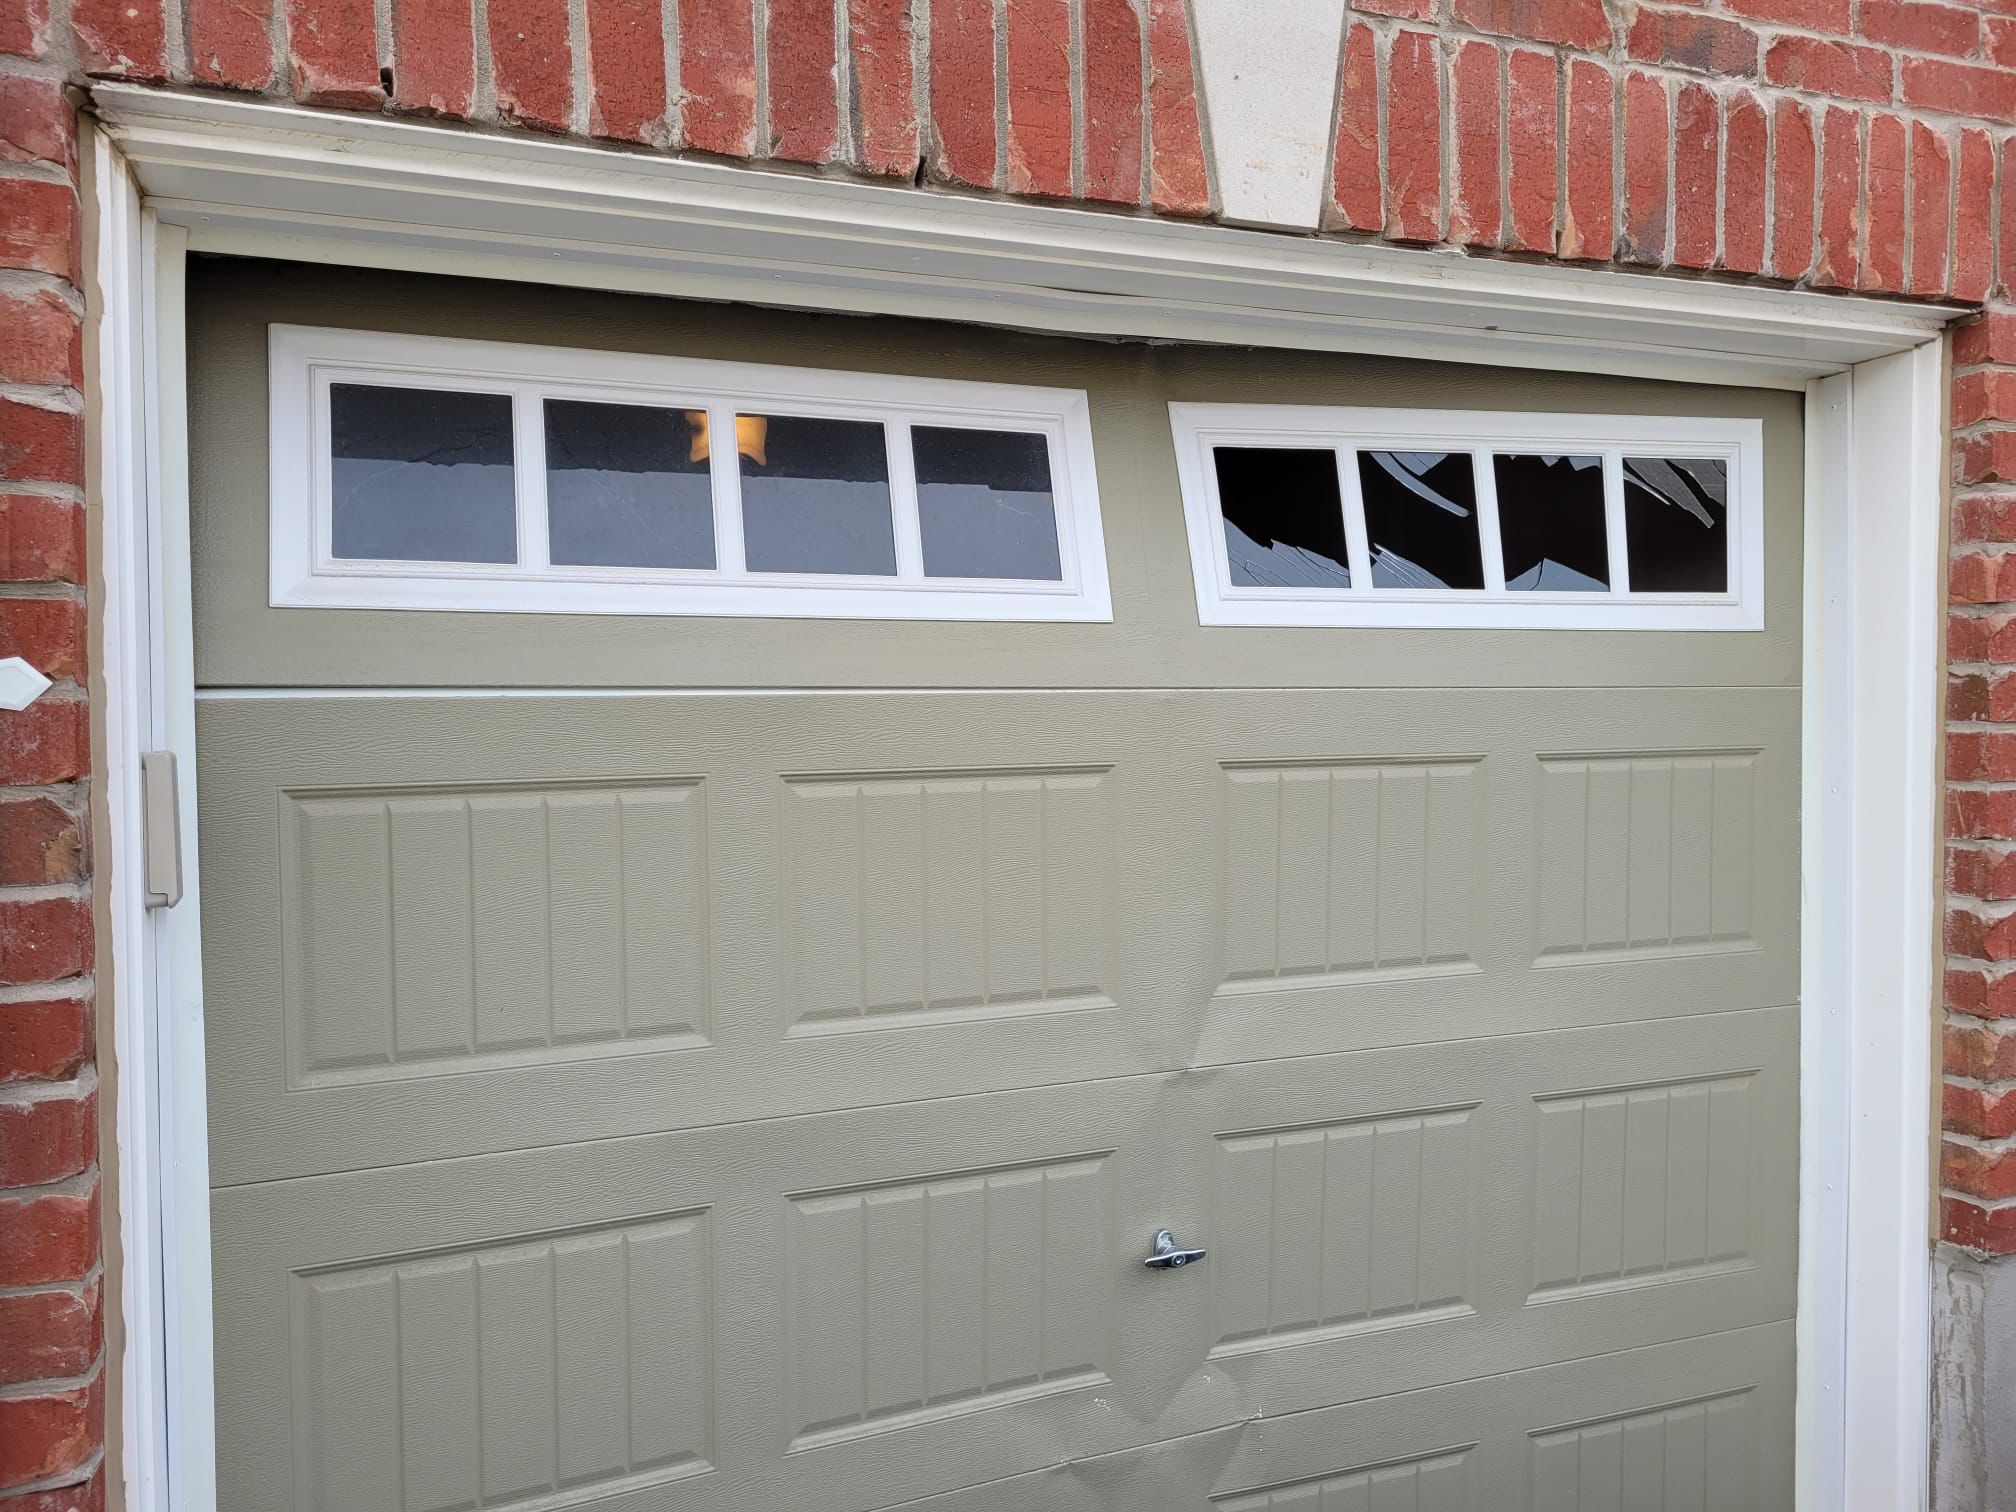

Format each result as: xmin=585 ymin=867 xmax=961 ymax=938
xmin=1142 ymin=1229 xmax=1206 ymax=1270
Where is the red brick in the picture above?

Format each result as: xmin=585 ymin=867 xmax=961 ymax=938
xmin=1957 ymin=493 xmax=2016 ymax=543
xmin=1948 ymin=1079 xmax=2016 ymax=1136
xmin=0 ymin=292 xmax=80 ymax=391
xmin=1956 ymin=128 xmax=1995 ymax=303
xmin=0 ymin=1281 xmax=99 ymax=1387
xmin=0 ymin=799 xmax=85 ymax=887
xmin=286 ymin=0 xmax=382 ymax=108
xmin=72 ymin=0 xmax=167 ymax=78
xmin=0 ymin=77 xmax=76 ymax=171
xmin=1909 ymin=122 xmax=1952 ymax=298
xmin=0 ymin=1379 xmax=100 ymax=1490
xmin=0 ymin=180 xmax=81 ymax=284
xmin=1357 ymin=0 xmax=1435 ymax=14
xmin=766 ymin=0 xmax=837 ymax=161
xmin=1764 ymin=35 xmax=1892 ymax=101
xmin=1904 ymin=57 xmax=2016 ymax=122
xmin=1961 ymin=431 xmax=2016 ymax=487
xmin=1452 ymin=41 xmax=1505 ymax=249
xmin=586 ymin=0 xmax=667 ymax=144
xmin=848 ymin=0 xmax=918 ymax=176
xmin=390 ymin=0 xmax=475 ymax=116
xmin=1562 ymin=59 xmax=1614 ymax=261
xmin=1951 ymin=844 xmax=2016 ymax=898
xmin=1672 ymin=82 xmax=1717 ymax=269
xmin=0 ymin=598 xmax=83 ymax=684
xmin=0 ymin=699 xmax=86 ymax=785
xmin=1861 ymin=0 xmax=1979 ymax=53
xmin=1329 ymin=22 xmax=1383 ymax=231
xmin=1728 ymin=0 xmax=1850 ymax=29
xmin=1989 ymin=14 xmax=2016 ymax=67
xmin=489 ymin=0 xmax=569 ymax=131
xmin=929 ymin=0 xmax=996 ymax=188
xmin=0 ymin=498 xmax=80 ymax=586
xmin=0 ymin=897 xmax=91 ymax=987
xmin=1954 ymin=550 xmax=2016 ymax=603
xmin=1948 ymin=966 xmax=2016 ymax=1019
xmin=0 ymin=1091 xmax=95 ymax=1189
xmin=1452 ymin=0 xmax=1610 ymax=51
xmin=1958 ymin=313 xmax=2016 ymax=367
xmin=1621 ymin=71 xmax=1669 ymax=265
xmin=1862 ymin=112 xmax=1907 ymax=292
xmin=0 ymin=401 xmax=81 ymax=489
xmin=1958 ymin=373 xmax=2016 ymax=429
xmin=1950 ymin=1016 xmax=2016 ymax=1080
xmin=1626 ymin=7 xmax=1758 ymax=73
xmin=1944 ymin=1139 xmax=2016 ymax=1201
xmin=190 ymin=0 xmax=275 ymax=88
xmin=1944 ymin=1194 xmax=2016 ymax=1254
xmin=0 ymin=1188 xmax=97 ymax=1287
xmin=679 ymin=0 xmax=753 ymax=154
xmin=1507 ymin=48 xmax=1558 ymax=253
xmin=1082 ymin=0 xmax=1144 ymax=204
xmin=1949 ymin=611 xmax=2016 ymax=663
xmin=0 ymin=0 xmax=52 ymax=59
xmin=1813 ymin=106 xmax=1860 ymax=289
xmin=4 ymin=1465 xmax=105 ymax=1512
xmin=1005 ymin=0 xmax=1073 ymax=198
xmin=1385 ymin=30 xmax=1443 ymax=244
xmin=1147 ymin=0 xmax=1208 ymax=216
xmin=0 ymin=998 xmax=88 ymax=1084
xmin=1721 ymin=89 xmax=1768 ymax=275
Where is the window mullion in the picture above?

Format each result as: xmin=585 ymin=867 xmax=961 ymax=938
xmin=887 ymin=418 xmax=925 ymax=581
xmin=515 ymin=388 xmax=551 ymax=572
xmin=1337 ymin=447 xmax=1373 ymax=591
xmin=709 ymin=404 xmax=748 ymax=576
xmin=1474 ymin=448 xmax=1506 ymax=594
xmin=1602 ymin=447 xmax=1631 ymax=593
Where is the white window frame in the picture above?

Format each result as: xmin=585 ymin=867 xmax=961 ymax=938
xmin=1170 ymin=403 xmax=1765 ymax=630
xmin=269 ymin=325 xmax=1113 ymax=621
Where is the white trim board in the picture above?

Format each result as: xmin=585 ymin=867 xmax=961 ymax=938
xmin=87 ymin=87 xmax=1958 ymax=392
xmin=78 ymin=90 xmax=1948 ymax=1512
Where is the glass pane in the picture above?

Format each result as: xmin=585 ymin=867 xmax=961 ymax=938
xmin=738 ymin=414 xmax=896 ymax=576
xmin=914 ymin=427 xmax=1062 ymax=581
xmin=1213 ymin=447 xmax=1351 ymax=590
xmin=1493 ymin=453 xmax=1609 ymax=592
xmin=1357 ymin=450 xmax=1484 ymax=590
xmin=544 ymin=400 xmax=715 ymax=569
xmin=1623 ymin=456 xmax=1729 ymax=592
xmin=330 ymin=383 xmax=516 ymax=563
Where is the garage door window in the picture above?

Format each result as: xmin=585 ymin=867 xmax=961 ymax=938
xmin=1171 ymin=404 xmax=1761 ymax=630
xmin=269 ymin=326 xmax=1111 ymax=621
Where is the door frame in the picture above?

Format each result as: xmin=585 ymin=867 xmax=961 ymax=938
xmin=82 ymin=88 xmax=1954 ymax=1512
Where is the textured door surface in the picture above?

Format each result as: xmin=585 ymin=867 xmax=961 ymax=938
xmin=192 ymin=260 xmax=1802 ymax=1511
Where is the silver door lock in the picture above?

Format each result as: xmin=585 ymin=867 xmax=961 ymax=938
xmin=1143 ymin=1229 xmax=1206 ymax=1270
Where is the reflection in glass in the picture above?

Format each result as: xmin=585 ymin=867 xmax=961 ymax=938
xmin=330 ymin=384 xmax=517 ymax=563
xmin=739 ymin=415 xmax=897 ymax=575
xmin=1358 ymin=450 xmax=1484 ymax=590
xmin=1623 ymin=456 xmax=1728 ymax=592
xmin=1212 ymin=447 xmax=1351 ymax=589
xmin=914 ymin=427 xmax=1062 ymax=581
xmin=544 ymin=400 xmax=715 ymax=569
xmin=1493 ymin=453 xmax=1609 ymax=591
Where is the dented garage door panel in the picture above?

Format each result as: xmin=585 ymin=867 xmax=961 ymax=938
xmin=191 ymin=263 xmax=1801 ymax=1512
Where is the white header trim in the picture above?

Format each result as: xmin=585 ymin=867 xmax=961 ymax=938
xmin=1170 ymin=403 xmax=1764 ymax=630
xmin=269 ymin=325 xmax=1112 ymax=622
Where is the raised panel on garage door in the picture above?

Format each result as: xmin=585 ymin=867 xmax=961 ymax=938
xmin=190 ymin=259 xmax=1800 ymax=1512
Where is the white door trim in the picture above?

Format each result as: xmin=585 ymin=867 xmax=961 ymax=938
xmin=82 ymin=91 xmax=1947 ymax=1512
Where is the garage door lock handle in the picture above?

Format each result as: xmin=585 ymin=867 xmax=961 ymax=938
xmin=1143 ymin=1230 xmax=1207 ymax=1270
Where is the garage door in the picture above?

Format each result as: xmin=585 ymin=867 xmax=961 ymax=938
xmin=190 ymin=258 xmax=1801 ymax=1511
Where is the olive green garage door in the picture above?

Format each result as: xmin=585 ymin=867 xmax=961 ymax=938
xmin=190 ymin=259 xmax=1800 ymax=1511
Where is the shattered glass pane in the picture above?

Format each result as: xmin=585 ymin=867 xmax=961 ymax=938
xmin=1213 ymin=447 xmax=1351 ymax=590
xmin=1358 ymin=450 xmax=1485 ymax=590
xmin=914 ymin=426 xmax=1063 ymax=581
xmin=1623 ymin=456 xmax=1729 ymax=593
xmin=1493 ymin=453 xmax=1609 ymax=592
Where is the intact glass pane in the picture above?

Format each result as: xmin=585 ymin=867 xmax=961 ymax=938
xmin=1357 ymin=450 xmax=1484 ymax=590
xmin=1493 ymin=453 xmax=1609 ymax=592
xmin=738 ymin=414 xmax=897 ymax=576
xmin=544 ymin=400 xmax=716 ymax=569
xmin=330 ymin=383 xmax=516 ymax=563
xmin=1213 ymin=446 xmax=1351 ymax=590
xmin=913 ymin=426 xmax=1063 ymax=581
xmin=1623 ymin=456 xmax=1729 ymax=592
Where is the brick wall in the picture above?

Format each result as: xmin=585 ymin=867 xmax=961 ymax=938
xmin=1 ymin=0 xmax=2015 ymax=1498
